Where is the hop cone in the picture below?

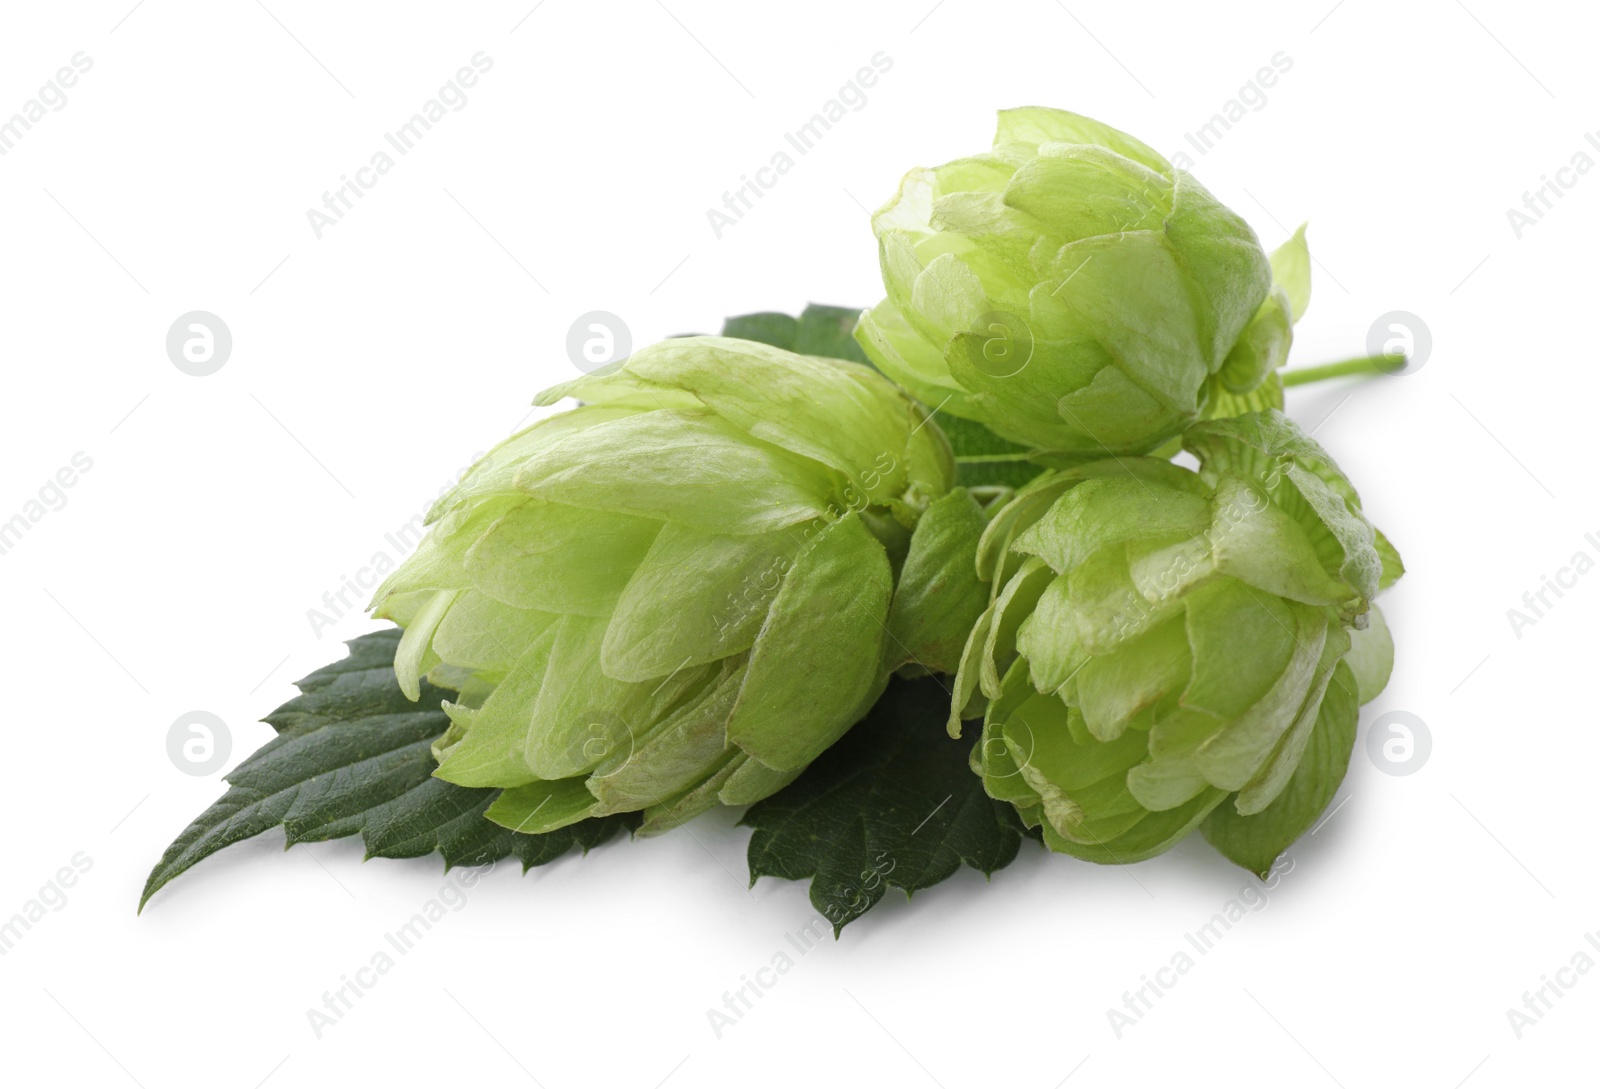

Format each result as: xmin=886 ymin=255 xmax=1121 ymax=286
xmin=953 ymin=410 xmax=1403 ymax=862
xmin=371 ymin=336 xmax=954 ymax=834
xmin=855 ymin=107 xmax=1310 ymax=457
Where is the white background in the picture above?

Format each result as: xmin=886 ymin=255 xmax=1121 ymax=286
xmin=0 ymin=1 xmax=1592 ymax=1085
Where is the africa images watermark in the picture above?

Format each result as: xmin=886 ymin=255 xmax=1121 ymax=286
xmin=0 ymin=451 xmax=95 ymax=559
xmin=705 ymin=911 xmax=836 ymax=1039
xmin=706 ymin=51 xmax=894 ymax=239
xmin=0 ymin=52 xmax=93 ymax=158
xmin=1167 ymin=52 xmax=1293 ymax=170
xmin=1106 ymin=854 xmax=1294 ymax=1039
xmin=0 ymin=852 xmax=93 ymax=957
xmin=306 ymin=451 xmax=486 ymax=637
xmin=1505 ymin=930 xmax=1600 ymax=1039
xmin=306 ymin=862 xmax=495 ymax=1038
xmin=306 ymin=51 xmax=495 ymax=239
xmin=1504 ymin=530 xmax=1600 ymax=639
xmin=1505 ymin=131 xmax=1600 ymax=239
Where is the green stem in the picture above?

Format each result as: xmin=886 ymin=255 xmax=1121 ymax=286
xmin=1280 ymin=354 xmax=1401 ymax=388
xmin=954 ymin=451 xmax=1039 ymax=464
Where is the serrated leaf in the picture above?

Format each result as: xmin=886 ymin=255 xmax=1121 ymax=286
xmin=743 ymin=675 xmax=1032 ymax=934
xmin=718 ymin=304 xmax=872 ymax=365
xmin=1199 ymin=660 xmax=1359 ymax=878
xmin=938 ymin=415 xmax=1046 ymax=488
xmin=140 ymin=629 xmax=635 ymax=911
xmin=792 ymin=303 xmax=872 ymax=364
xmin=719 ymin=311 xmax=799 ymax=351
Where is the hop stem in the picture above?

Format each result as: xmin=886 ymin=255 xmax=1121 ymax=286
xmin=1280 ymin=354 xmax=1403 ymax=388
xmin=953 ymin=452 xmax=1040 ymax=463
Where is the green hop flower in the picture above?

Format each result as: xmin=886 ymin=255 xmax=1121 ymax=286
xmin=951 ymin=410 xmax=1403 ymax=863
xmin=855 ymin=107 xmax=1314 ymax=457
xmin=370 ymin=336 xmax=954 ymax=835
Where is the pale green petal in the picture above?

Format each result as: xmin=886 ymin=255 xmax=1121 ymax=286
xmin=1269 ymin=223 xmax=1311 ymax=323
xmin=1375 ymin=529 xmax=1406 ymax=591
xmin=1060 ymin=546 xmax=1184 ymax=656
xmin=634 ymin=755 xmax=741 ymax=835
xmin=909 ymin=251 xmax=993 ymax=351
xmin=369 ymin=497 xmax=516 ymax=612
xmin=1040 ymin=788 xmax=1226 ymax=863
xmin=1343 ymin=604 xmax=1394 ymax=705
xmin=1281 ymin=464 xmax=1380 ymax=605
xmin=394 ymin=589 xmax=455 ymax=701
xmin=1205 ymin=371 xmax=1284 ymax=421
xmin=513 ymin=410 xmax=833 ymax=533
xmin=992 ymin=107 xmax=1172 ymax=174
xmin=1074 ymin=617 xmax=1190 ymax=741
xmin=1119 ymin=755 xmax=1215 ymax=815
xmin=1013 ymin=476 xmax=1210 ymax=576
xmin=983 ymin=557 xmax=1055 ymax=697
xmin=948 ymin=600 xmax=996 ymax=738
xmin=930 ymin=154 xmax=1017 ymax=196
xmin=464 ymin=499 xmax=661 ymax=616
xmin=1203 ymin=659 xmax=1357 ymax=874
xmin=431 ymin=591 xmax=557 ymax=676
xmin=1190 ymin=603 xmax=1329 ymax=791
xmin=532 ymin=370 xmax=700 ymax=412
xmin=725 ymin=515 xmax=892 ymax=771
xmin=855 ymin=298 xmax=976 ymax=420
xmin=1031 ymin=231 xmax=1208 ymax=415
xmin=483 ymin=777 xmax=599 ymax=834
xmin=1180 ymin=578 xmax=1297 ymax=720
xmin=432 ymin=627 xmax=557 ymax=787
xmin=1216 ymin=286 xmax=1293 ymax=393
xmin=427 ymin=406 xmax=650 ymax=525
xmin=1125 ymin=532 xmax=1215 ymax=604
xmin=718 ymin=754 xmax=799 ymax=806
xmin=1234 ymin=624 xmax=1351 ymax=813
xmin=1164 ymin=170 xmax=1272 ymax=370
xmin=974 ymin=470 xmax=1079 ymax=586
xmin=1048 ymin=355 xmax=1179 ymax=453
xmin=1003 ymin=144 xmax=1169 ymax=239
xmin=620 ymin=337 xmax=914 ymax=503
xmin=523 ymin=616 xmax=709 ymax=781
xmin=975 ymin=686 xmax=1044 ymax=807
xmin=887 ymin=488 xmax=989 ymax=674
xmin=601 ymin=523 xmax=800 ymax=683
xmin=1208 ymin=475 xmax=1353 ymax=605
xmin=587 ymin=661 xmax=744 ymax=813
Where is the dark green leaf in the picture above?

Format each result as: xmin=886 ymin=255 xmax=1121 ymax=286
xmin=140 ymin=629 xmax=634 ymax=911
xmin=719 ymin=304 xmax=872 ymax=366
xmin=718 ymin=311 xmax=799 ymax=351
xmin=792 ymin=303 xmax=871 ymax=364
xmin=939 ymin=415 xmax=1046 ymax=488
xmin=1200 ymin=660 xmax=1359 ymax=878
xmin=743 ymin=675 xmax=1032 ymax=934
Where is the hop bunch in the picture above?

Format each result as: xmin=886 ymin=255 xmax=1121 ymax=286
xmin=856 ymin=107 xmax=1314 ymax=457
xmin=951 ymin=411 xmax=1402 ymax=862
xmin=146 ymin=105 xmax=1412 ymax=919
xmin=371 ymin=336 xmax=954 ymax=834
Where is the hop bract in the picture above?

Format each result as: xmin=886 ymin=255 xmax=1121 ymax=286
xmin=952 ymin=410 xmax=1402 ymax=862
xmin=856 ymin=107 xmax=1309 ymax=457
xmin=371 ymin=336 xmax=954 ymax=835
